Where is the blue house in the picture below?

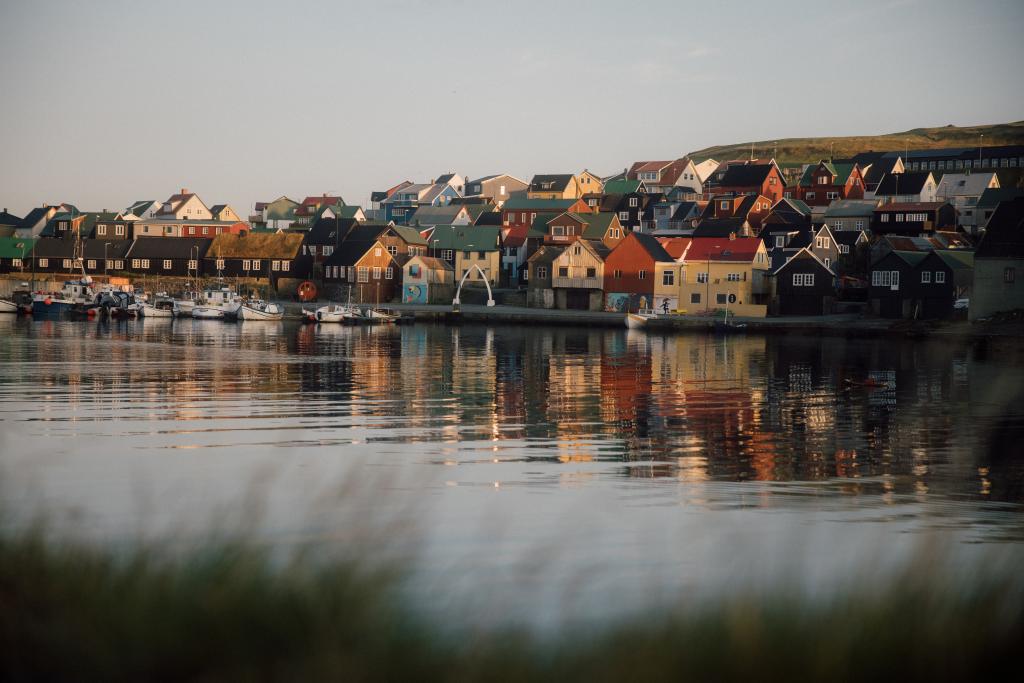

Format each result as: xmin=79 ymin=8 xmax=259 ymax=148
xmin=381 ymin=181 xmax=461 ymax=224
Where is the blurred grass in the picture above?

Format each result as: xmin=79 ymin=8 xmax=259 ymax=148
xmin=1 ymin=530 xmax=1021 ymax=682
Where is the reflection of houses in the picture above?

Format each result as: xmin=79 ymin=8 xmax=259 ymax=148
xmin=401 ymin=255 xmax=454 ymax=304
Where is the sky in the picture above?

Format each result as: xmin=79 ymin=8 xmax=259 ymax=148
xmin=1 ymin=0 xmax=1022 ymax=217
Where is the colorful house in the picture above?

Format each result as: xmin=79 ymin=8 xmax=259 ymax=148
xmin=677 ymin=236 xmax=771 ymax=316
xmin=772 ymin=247 xmax=837 ymax=315
xmin=551 ymin=239 xmax=609 ymax=310
xmin=543 ymin=212 xmax=625 ymax=249
xmin=525 ymin=245 xmax=563 ymax=308
xmin=603 ymin=232 xmax=675 ymax=313
xmin=708 ymin=162 xmax=786 ymax=202
xmin=627 ymin=157 xmax=703 ymax=195
xmin=527 ymin=174 xmax=583 ymax=200
xmin=427 ymin=225 xmax=501 ymax=286
xmin=401 ymin=255 xmax=455 ymax=304
xmin=323 ymin=239 xmax=402 ymax=303
xmin=795 ymin=161 xmax=866 ymax=207
xmin=204 ymin=232 xmax=310 ymax=282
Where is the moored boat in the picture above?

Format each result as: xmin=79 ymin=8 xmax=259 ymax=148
xmin=238 ymin=300 xmax=284 ymax=321
xmin=0 ymin=299 xmax=17 ymax=314
xmin=315 ymin=303 xmax=361 ymax=323
xmin=367 ymin=308 xmax=399 ymax=323
xmin=625 ymin=309 xmax=658 ymax=329
xmin=192 ymin=306 xmax=226 ymax=320
xmin=140 ymin=300 xmax=175 ymax=318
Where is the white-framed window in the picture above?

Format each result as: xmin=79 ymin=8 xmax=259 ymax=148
xmin=638 ymin=270 xmax=646 ymax=280
xmin=775 ymin=236 xmax=786 ymax=248
xmin=921 ymin=271 xmax=931 ymax=283
xmin=141 ymin=259 xmax=150 ymax=269
xmin=216 ymin=259 xmax=225 ymax=270
xmin=12 ymin=258 xmax=22 ymax=268
xmin=272 ymin=260 xmax=280 ymax=271
xmin=161 ymin=259 xmax=171 ymax=270
xmin=38 ymin=258 xmax=49 ymax=268
xmin=618 ymin=211 xmax=629 ymax=221
xmin=131 ymin=259 xmax=140 ymax=269
xmin=855 ymin=220 xmax=864 ymax=230
xmin=536 ymin=266 xmax=547 ymax=279
xmin=62 ymin=259 xmax=72 ymax=269
xmin=824 ymin=258 xmax=830 ymax=269
xmin=826 ymin=192 xmax=839 ymax=200
xmin=441 ymin=250 xmax=453 ymax=261
xmin=252 ymin=259 xmax=260 ymax=271
xmin=720 ymin=200 xmax=729 ymax=210
xmin=895 ymin=214 xmax=904 ymax=222
xmin=793 ymin=273 xmax=804 ymax=286
xmin=373 ymin=266 xmax=382 ymax=280
xmin=374 ymin=247 xmax=381 ymax=257
xmin=188 ymin=259 xmax=197 ymax=270
xmin=936 ymin=271 xmax=946 ymax=283
xmin=727 ymin=273 xmax=741 ymax=282
xmin=358 ymin=267 xmax=369 ymax=282
xmin=87 ymin=259 xmax=96 ymax=269
xmin=697 ymin=272 xmax=708 ymax=283
xmin=115 ymin=260 xmax=124 ymax=270
xmin=806 ymin=192 xmax=815 ymax=200
xmin=880 ymin=214 xmax=890 ymax=222
xmin=629 ymin=197 xmax=638 ymax=207
xmin=243 ymin=259 xmax=251 ymax=271
xmin=388 ymin=245 xmax=398 ymax=256
xmin=613 ymin=269 xmax=622 ymax=278
xmin=97 ymin=225 xmax=107 ymax=236
xmin=281 ymin=261 xmax=289 ymax=272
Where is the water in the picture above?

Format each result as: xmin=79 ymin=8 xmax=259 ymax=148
xmin=2 ymin=316 xmax=1024 ymax=628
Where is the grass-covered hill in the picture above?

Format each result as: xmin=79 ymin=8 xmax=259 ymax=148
xmin=688 ymin=121 xmax=1024 ymax=165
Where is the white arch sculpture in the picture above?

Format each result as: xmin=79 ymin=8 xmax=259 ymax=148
xmin=452 ymin=264 xmax=495 ymax=307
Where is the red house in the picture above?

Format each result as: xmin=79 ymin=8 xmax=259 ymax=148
xmin=796 ymin=161 xmax=865 ymax=207
xmin=709 ymin=162 xmax=786 ymax=202
xmin=603 ymin=231 xmax=675 ymax=311
xmin=501 ymin=197 xmax=592 ymax=259
xmin=703 ymin=193 xmax=774 ymax=232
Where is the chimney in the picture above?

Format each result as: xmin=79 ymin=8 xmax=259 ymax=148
xmin=181 ymin=188 xmax=189 ymax=195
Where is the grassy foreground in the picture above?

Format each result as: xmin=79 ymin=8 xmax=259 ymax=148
xmin=1 ymin=532 xmax=1021 ymax=682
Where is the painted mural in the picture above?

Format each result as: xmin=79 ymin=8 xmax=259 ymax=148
xmin=605 ymin=292 xmax=650 ymax=313
xmin=403 ymin=283 xmax=428 ymax=304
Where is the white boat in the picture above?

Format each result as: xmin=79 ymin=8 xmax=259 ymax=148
xmin=196 ymin=286 xmax=243 ymax=319
xmin=140 ymin=300 xmax=175 ymax=318
xmin=315 ymin=303 xmax=361 ymax=323
xmin=367 ymin=308 xmax=399 ymax=323
xmin=0 ymin=299 xmax=17 ymax=314
xmin=239 ymin=300 xmax=284 ymax=321
xmin=192 ymin=306 xmax=226 ymax=320
xmin=625 ymin=309 xmax=658 ymax=329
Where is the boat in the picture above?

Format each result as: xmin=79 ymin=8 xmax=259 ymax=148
xmin=96 ymin=291 xmax=143 ymax=319
xmin=0 ymin=299 xmax=17 ymax=314
xmin=182 ymin=285 xmax=242 ymax=319
xmin=366 ymin=308 xmax=399 ymax=324
xmin=238 ymin=300 xmax=284 ymax=321
xmin=625 ymin=308 xmax=658 ymax=329
xmin=140 ymin=299 xmax=175 ymax=318
xmin=192 ymin=306 xmax=226 ymax=320
xmin=31 ymin=277 xmax=101 ymax=319
xmin=315 ymin=288 xmax=363 ymax=324
xmin=300 ymin=308 xmax=318 ymax=324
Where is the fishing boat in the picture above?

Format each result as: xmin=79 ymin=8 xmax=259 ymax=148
xmin=192 ymin=306 xmax=226 ymax=320
xmin=314 ymin=304 xmax=356 ymax=323
xmin=140 ymin=299 xmax=175 ymax=318
xmin=31 ymin=277 xmax=101 ymax=319
xmin=238 ymin=300 xmax=284 ymax=321
xmin=0 ymin=299 xmax=17 ymax=314
xmin=366 ymin=308 xmax=400 ymax=324
xmin=186 ymin=285 xmax=242 ymax=319
xmin=625 ymin=309 xmax=658 ymax=329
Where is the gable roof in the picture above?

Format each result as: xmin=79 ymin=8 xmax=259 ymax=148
xmin=655 ymin=236 xmax=692 ymax=260
xmin=823 ymin=199 xmax=879 ymax=217
xmin=872 ymin=249 xmax=929 ymax=268
xmin=875 ymin=171 xmax=933 ymax=196
xmin=428 ymin=225 xmax=501 ymax=252
xmin=528 ymin=174 xmax=575 ymax=192
xmin=799 ymin=161 xmax=858 ymax=187
xmin=684 ymin=237 xmax=764 ymax=262
xmin=773 ymin=246 xmax=837 ymax=276
xmin=716 ymin=163 xmax=780 ymax=188
xmin=976 ymin=197 xmax=1024 ymax=258
xmin=0 ymin=208 xmax=23 ymax=226
xmin=977 ymin=187 xmax=1024 ymax=210
xmin=603 ymin=179 xmax=644 ymax=195
xmin=323 ymin=240 xmax=383 ymax=268
xmin=503 ymin=198 xmax=580 ymax=211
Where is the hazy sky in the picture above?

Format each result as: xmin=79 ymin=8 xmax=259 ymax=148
xmin=1 ymin=0 xmax=1022 ymax=217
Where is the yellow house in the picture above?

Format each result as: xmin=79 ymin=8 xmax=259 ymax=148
xmin=576 ymin=169 xmax=605 ymax=196
xmin=429 ymin=224 xmax=502 ymax=287
xmin=675 ymin=237 xmax=771 ymax=317
xmin=527 ymin=173 xmax=583 ymax=199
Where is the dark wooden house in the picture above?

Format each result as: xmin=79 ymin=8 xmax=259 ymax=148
xmin=772 ymin=247 xmax=836 ymax=315
xmin=126 ymin=237 xmax=212 ymax=277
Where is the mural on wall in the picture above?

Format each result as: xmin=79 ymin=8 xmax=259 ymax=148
xmin=605 ymin=293 xmax=649 ymax=313
xmin=403 ymin=283 xmax=427 ymax=304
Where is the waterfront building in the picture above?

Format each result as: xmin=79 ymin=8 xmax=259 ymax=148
xmin=401 ymin=255 xmax=454 ymax=304
xmin=551 ymin=238 xmax=609 ymax=311
xmin=970 ymin=197 xmax=1024 ymax=321
xmin=204 ymin=232 xmax=310 ymax=281
xmin=125 ymin=237 xmax=210 ymax=277
xmin=603 ymin=231 xmax=675 ymax=313
xmin=772 ymin=247 xmax=837 ymax=315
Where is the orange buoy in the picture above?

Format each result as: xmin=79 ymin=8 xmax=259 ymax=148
xmin=297 ymin=281 xmax=317 ymax=302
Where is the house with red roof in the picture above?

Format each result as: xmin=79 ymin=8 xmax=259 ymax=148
xmin=626 ymin=157 xmax=703 ymax=195
xmin=795 ymin=161 xmax=866 ymax=208
xmin=677 ymin=236 xmax=771 ymax=316
xmin=156 ymin=188 xmax=212 ymax=220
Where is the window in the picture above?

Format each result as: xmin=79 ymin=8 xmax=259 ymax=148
xmin=373 ymin=266 xmax=382 ymax=279
xmin=806 ymin=192 xmax=816 ymax=200
xmin=462 ymin=250 xmax=471 ymax=259
xmin=115 ymin=225 xmax=125 ymax=236
xmin=272 ymin=260 xmax=281 ymax=271
xmin=936 ymin=271 xmax=946 ymax=284
xmin=323 ymin=246 xmax=333 ymax=256
xmin=141 ymin=259 xmax=150 ymax=269
xmin=39 ymin=258 xmax=49 ymax=268
xmin=358 ymin=267 xmax=369 ymax=282
xmin=841 ymin=245 xmax=849 ymax=254
xmin=629 ymin=197 xmax=638 ymax=207
xmin=586 ymin=267 xmax=596 ymax=278
xmin=537 ymin=266 xmax=547 ymax=279
xmin=188 ymin=259 xmax=198 ymax=270
xmin=374 ymin=247 xmax=381 ymax=257
xmin=638 ymin=270 xmax=647 ymax=280
xmin=252 ymin=260 xmax=260 ymax=271
xmin=281 ymin=261 xmax=289 ymax=272
xmin=793 ymin=273 xmax=803 ymax=286
xmin=63 ymin=259 xmax=73 ymax=269
xmin=243 ymin=259 xmax=251 ymax=271
xmin=558 ymin=266 xmax=569 ymax=278
xmin=163 ymin=259 xmax=172 ymax=270
xmin=775 ymin=236 xmax=786 ymax=248
xmin=12 ymin=258 xmax=22 ymax=268
xmin=347 ymin=266 xmax=355 ymax=281
xmin=662 ymin=270 xmax=674 ymax=286
xmin=826 ymin=192 xmax=838 ymax=200
xmin=880 ymin=214 xmax=890 ymax=222
xmin=892 ymin=271 xmax=900 ymax=287
xmin=833 ymin=221 xmax=843 ymax=230
xmin=385 ymin=267 xmax=394 ymax=280
xmin=855 ymin=220 xmax=864 ymax=230
xmin=388 ymin=245 xmax=398 ymax=256
xmin=727 ymin=273 xmax=741 ymax=282
xmin=921 ymin=271 xmax=931 ymax=283
xmin=720 ymin=200 xmax=729 ymax=210
xmin=697 ymin=272 xmax=708 ymax=283
xmin=86 ymin=259 xmax=96 ymax=269
xmin=1005 ymin=267 xmax=1016 ymax=283
xmin=716 ymin=293 xmax=727 ymax=304
xmin=824 ymin=258 xmax=830 ymax=269
xmin=442 ymin=250 xmax=453 ymax=261
xmin=613 ymin=269 xmax=622 ymax=278
xmin=97 ymin=225 xmax=106 ymax=236
xmin=769 ymin=176 xmax=777 ymax=185
xmin=691 ymin=293 xmax=701 ymax=304
xmin=216 ymin=259 xmax=225 ymax=270
xmin=618 ymin=211 xmax=629 ymax=221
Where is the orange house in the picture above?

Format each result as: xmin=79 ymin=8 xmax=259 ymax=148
xmin=603 ymin=232 xmax=676 ymax=312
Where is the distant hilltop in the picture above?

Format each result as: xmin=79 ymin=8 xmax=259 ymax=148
xmin=688 ymin=121 xmax=1024 ymax=166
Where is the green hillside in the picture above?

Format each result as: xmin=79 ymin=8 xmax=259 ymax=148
xmin=688 ymin=121 xmax=1024 ymax=165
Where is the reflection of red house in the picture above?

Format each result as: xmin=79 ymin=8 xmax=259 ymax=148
xmin=603 ymin=232 xmax=675 ymax=303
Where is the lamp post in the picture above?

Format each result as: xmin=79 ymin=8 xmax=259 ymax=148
xmin=104 ymin=242 xmax=111 ymax=277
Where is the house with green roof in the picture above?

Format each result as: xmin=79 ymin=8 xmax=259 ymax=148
xmin=542 ymin=212 xmax=625 ymax=250
xmin=0 ymin=236 xmax=35 ymax=273
xmin=426 ymin=225 xmax=501 ymax=286
xmin=252 ymin=196 xmax=300 ymax=230
xmin=796 ymin=160 xmax=866 ymax=209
